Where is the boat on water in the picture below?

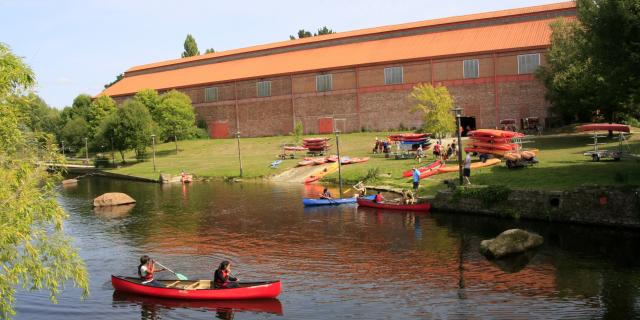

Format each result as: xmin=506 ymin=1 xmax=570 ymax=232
xmin=356 ymin=198 xmax=431 ymax=212
xmin=303 ymin=195 xmax=375 ymax=206
xmin=111 ymin=276 xmax=281 ymax=300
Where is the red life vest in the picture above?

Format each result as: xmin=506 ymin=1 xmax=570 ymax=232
xmin=140 ymin=263 xmax=154 ymax=281
xmin=374 ymin=194 xmax=383 ymax=203
xmin=214 ymin=269 xmax=229 ymax=288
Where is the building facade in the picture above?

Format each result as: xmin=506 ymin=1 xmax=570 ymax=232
xmin=102 ymin=2 xmax=577 ymax=138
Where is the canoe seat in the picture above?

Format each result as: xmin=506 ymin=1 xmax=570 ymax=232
xmin=165 ymin=281 xmax=180 ymax=288
xmin=185 ymin=281 xmax=202 ymax=290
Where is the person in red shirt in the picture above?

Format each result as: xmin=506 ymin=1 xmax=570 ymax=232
xmin=374 ymin=191 xmax=384 ymax=203
xmin=213 ymin=260 xmax=240 ymax=289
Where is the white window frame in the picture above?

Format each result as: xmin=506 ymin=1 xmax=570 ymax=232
xmin=517 ymin=53 xmax=541 ymax=74
xmin=256 ymin=80 xmax=272 ymax=97
xmin=316 ymin=74 xmax=333 ymax=92
xmin=204 ymin=87 xmax=218 ymax=102
xmin=463 ymin=59 xmax=480 ymax=79
xmin=384 ymin=66 xmax=403 ymax=85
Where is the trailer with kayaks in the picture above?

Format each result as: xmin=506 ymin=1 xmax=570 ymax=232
xmin=578 ymin=123 xmax=631 ymax=161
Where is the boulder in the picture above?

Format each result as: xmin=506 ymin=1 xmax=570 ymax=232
xmin=480 ymin=229 xmax=543 ymax=259
xmin=62 ymin=178 xmax=78 ymax=185
xmin=160 ymin=173 xmax=182 ymax=184
xmin=93 ymin=192 xmax=136 ymax=207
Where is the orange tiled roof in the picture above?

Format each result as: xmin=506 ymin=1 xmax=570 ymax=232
xmin=101 ymin=2 xmax=576 ymax=97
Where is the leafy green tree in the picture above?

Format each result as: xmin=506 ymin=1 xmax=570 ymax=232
xmin=104 ymin=73 xmax=124 ymax=89
xmin=0 ymin=43 xmax=89 ymax=318
xmin=204 ymin=48 xmax=215 ymax=54
xmin=98 ymin=99 xmax=155 ymax=162
xmin=315 ymin=26 xmax=335 ymax=36
xmin=289 ymin=29 xmax=312 ymax=40
xmin=11 ymin=93 xmax=61 ymax=134
xmin=134 ymin=88 xmax=162 ymax=120
xmin=69 ymin=94 xmax=92 ymax=121
xmin=87 ymin=95 xmax=116 ymax=140
xmin=181 ymin=34 xmax=200 ymax=58
xmin=157 ymin=90 xmax=196 ymax=153
xmin=60 ymin=116 xmax=89 ymax=153
xmin=409 ymin=83 xmax=456 ymax=138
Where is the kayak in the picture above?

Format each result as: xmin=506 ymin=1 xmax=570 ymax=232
xmin=468 ymin=136 xmax=514 ymax=143
xmin=437 ymin=158 xmax=501 ymax=172
xmin=326 ymin=155 xmax=338 ymax=162
xmin=297 ymin=159 xmax=314 ymax=166
xmin=356 ymin=198 xmax=431 ymax=212
xmin=313 ymin=158 xmax=327 ymax=165
xmin=303 ymin=195 xmax=375 ymax=206
xmin=113 ymin=291 xmax=284 ymax=315
xmin=303 ymin=137 xmax=330 ymax=143
xmin=284 ymin=146 xmax=308 ymax=151
xmin=348 ymin=157 xmax=370 ymax=164
xmin=304 ymin=163 xmax=338 ymax=184
xmin=463 ymin=147 xmax=510 ymax=156
xmin=468 ymin=129 xmax=525 ymax=138
xmin=402 ymin=160 xmax=441 ymax=177
xmin=578 ymin=123 xmax=630 ymax=133
xmin=419 ymin=163 xmax=445 ymax=179
xmin=466 ymin=141 xmax=518 ymax=150
xmin=111 ymin=276 xmax=281 ymax=300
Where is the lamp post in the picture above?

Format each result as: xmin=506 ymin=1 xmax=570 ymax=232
xmin=334 ymin=129 xmax=343 ymax=196
xmin=84 ymin=137 xmax=89 ymax=165
xmin=151 ymin=134 xmax=157 ymax=172
xmin=236 ymin=131 xmax=243 ymax=177
xmin=452 ymin=107 xmax=464 ymax=186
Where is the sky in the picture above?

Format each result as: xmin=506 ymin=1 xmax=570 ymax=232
xmin=0 ymin=0 xmax=560 ymax=109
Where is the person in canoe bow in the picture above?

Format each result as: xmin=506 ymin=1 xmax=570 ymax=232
xmin=138 ymin=255 xmax=166 ymax=287
xmin=374 ymin=191 xmax=384 ymax=203
xmin=214 ymin=260 xmax=240 ymax=289
xmin=320 ymin=188 xmax=333 ymax=199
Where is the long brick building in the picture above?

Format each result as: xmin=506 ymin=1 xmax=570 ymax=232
xmin=100 ymin=2 xmax=576 ymax=138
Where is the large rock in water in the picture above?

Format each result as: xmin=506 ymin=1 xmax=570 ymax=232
xmin=93 ymin=192 xmax=136 ymax=207
xmin=480 ymin=229 xmax=543 ymax=259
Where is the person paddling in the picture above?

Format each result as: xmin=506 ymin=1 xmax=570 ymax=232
xmin=374 ymin=191 xmax=384 ymax=203
xmin=214 ymin=260 xmax=240 ymax=289
xmin=138 ymin=255 xmax=166 ymax=287
xmin=319 ymin=188 xmax=332 ymax=199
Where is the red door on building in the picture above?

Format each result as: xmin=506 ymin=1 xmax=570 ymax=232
xmin=318 ymin=117 xmax=333 ymax=134
xmin=209 ymin=121 xmax=229 ymax=139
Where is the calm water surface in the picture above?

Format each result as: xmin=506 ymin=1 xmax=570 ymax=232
xmin=13 ymin=177 xmax=640 ymax=319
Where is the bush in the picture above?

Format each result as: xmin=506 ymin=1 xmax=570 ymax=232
xmin=364 ymin=167 xmax=380 ymax=182
xmin=453 ymin=185 xmax=512 ymax=207
xmin=192 ymin=127 xmax=210 ymax=139
xmin=93 ymin=156 xmax=111 ymax=168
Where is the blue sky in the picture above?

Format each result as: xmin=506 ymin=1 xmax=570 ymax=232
xmin=0 ymin=0 xmax=559 ymax=109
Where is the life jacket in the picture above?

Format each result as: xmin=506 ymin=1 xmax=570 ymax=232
xmin=139 ymin=263 xmax=154 ymax=282
xmin=214 ymin=269 xmax=229 ymax=288
xmin=374 ymin=194 xmax=383 ymax=203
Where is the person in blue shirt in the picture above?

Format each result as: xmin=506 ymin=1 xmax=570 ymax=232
xmin=412 ymin=167 xmax=420 ymax=191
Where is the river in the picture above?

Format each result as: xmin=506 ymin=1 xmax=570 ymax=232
xmin=12 ymin=177 xmax=640 ymax=319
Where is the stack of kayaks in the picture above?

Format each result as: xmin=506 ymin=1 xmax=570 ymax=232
xmin=303 ymin=137 xmax=330 ymax=153
xmin=464 ymin=129 xmax=524 ymax=156
xmin=388 ymin=133 xmax=432 ymax=150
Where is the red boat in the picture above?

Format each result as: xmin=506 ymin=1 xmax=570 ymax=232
xmin=468 ymin=129 xmax=525 ymax=138
xmin=356 ymin=198 xmax=431 ymax=212
xmin=402 ymin=160 xmax=441 ymax=177
xmin=419 ymin=163 xmax=445 ymax=179
xmin=578 ymin=123 xmax=630 ymax=133
xmin=111 ymin=276 xmax=281 ymax=300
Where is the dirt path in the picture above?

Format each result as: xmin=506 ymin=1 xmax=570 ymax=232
xmin=270 ymin=164 xmax=332 ymax=183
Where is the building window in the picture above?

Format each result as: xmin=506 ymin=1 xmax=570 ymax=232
xmin=518 ymin=53 xmax=540 ymax=74
xmin=384 ymin=66 xmax=403 ymax=85
xmin=257 ymin=80 xmax=271 ymax=97
xmin=463 ymin=59 xmax=479 ymax=79
xmin=204 ymin=87 xmax=218 ymax=102
xmin=316 ymin=74 xmax=332 ymax=92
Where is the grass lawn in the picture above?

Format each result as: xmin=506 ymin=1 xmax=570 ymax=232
xmin=109 ymin=129 xmax=640 ymax=196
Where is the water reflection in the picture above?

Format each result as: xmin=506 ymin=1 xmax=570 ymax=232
xmin=112 ymin=291 xmax=283 ymax=319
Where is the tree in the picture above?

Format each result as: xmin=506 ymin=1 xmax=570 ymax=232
xmin=134 ymin=88 xmax=161 ymax=120
xmin=204 ymin=48 xmax=215 ymax=54
xmin=87 ymin=95 xmax=116 ymax=140
xmin=0 ymin=43 xmax=89 ymax=318
xmin=289 ymin=29 xmax=312 ymax=40
xmin=409 ymin=83 xmax=456 ymax=138
xmin=11 ymin=93 xmax=61 ymax=135
xmin=60 ymin=116 xmax=89 ymax=152
xmin=181 ymin=34 xmax=200 ymax=58
xmin=104 ymin=73 xmax=124 ymax=89
xmin=69 ymin=94 xmax=92 ymax=121
xmin=98 ymin=99 xmax=155 ymax=162
xmin=315 ymin=26 xmax=335 ymax=36
xmin=157 ymin=90 xmax=196 ymax=153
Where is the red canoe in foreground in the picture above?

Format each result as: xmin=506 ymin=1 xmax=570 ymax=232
xmin=111 ymin=276 xmax=281 ymax=300
xmin=356 ymin=198 xmax=431 ymax=212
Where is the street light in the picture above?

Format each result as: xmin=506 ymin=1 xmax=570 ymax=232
xmin=151 ymin=134 xmax=157 ymax=172
xmin=236 ymin=131 xmax=243 ymax=177
xmin=84 ymin=137 xmax=89 ymax=165
xmin=452 ymin=107 xmax=464 ymax=186
xmin=334 ymin=129 xmax=343 ymax=196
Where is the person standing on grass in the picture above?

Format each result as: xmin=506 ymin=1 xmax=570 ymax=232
xmin=463 ymin=152 xmax=472 ymax=185
xmin=412 ymin=167 xmax=421 ymax=191
xmin=416 ymin=145 xmax=424 ymax=163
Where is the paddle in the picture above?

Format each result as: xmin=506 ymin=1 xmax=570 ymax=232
xmin=154 ymin=261 xmax=189 ymax=280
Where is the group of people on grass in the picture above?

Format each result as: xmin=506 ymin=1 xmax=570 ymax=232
xmin=431 ymin=140 xmax=459 ymax=162
xmin=138 ymin=255 xmax=239 ymax=289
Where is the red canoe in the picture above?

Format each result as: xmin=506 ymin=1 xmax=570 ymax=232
xmin=111 ymin=276 xmax=281 ymax=300
xmin=402 ymin=160 xmax=442 ymax=177
xmin=578 ymin=123 xmax=630 ymax=133
xmin=356 ymin=198 xmax=431 ymax=212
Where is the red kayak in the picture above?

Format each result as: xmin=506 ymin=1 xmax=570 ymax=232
xmin=356 ymin=198 xmax=431 ymax=212
xmin=578 ymin=123 xmax=630 ymax=133
xmin=402 ymin=160 xmax=441 ymax=177
xmin=348 ymin=157 xmax=370 ymax=164
xmin=469 ymin=136 xmax=514 ymax=143
xmin=419 ymin=163 xmax=445 ymax=179
xmin=111 ymin=276 xmax=281 ymax=300
xmin=468 ymin=129 xmax=524 ymax=138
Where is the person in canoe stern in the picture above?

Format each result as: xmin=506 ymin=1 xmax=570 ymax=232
xmin=138 ymin=255 xmax=166 ymax=287
xmin=320 ymin=188 xmax=332 ymax=199
xmin=374 ymin=191 xmax=384 ymax=203
xmin=214 ymin=260 xmax=240 ymax=289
